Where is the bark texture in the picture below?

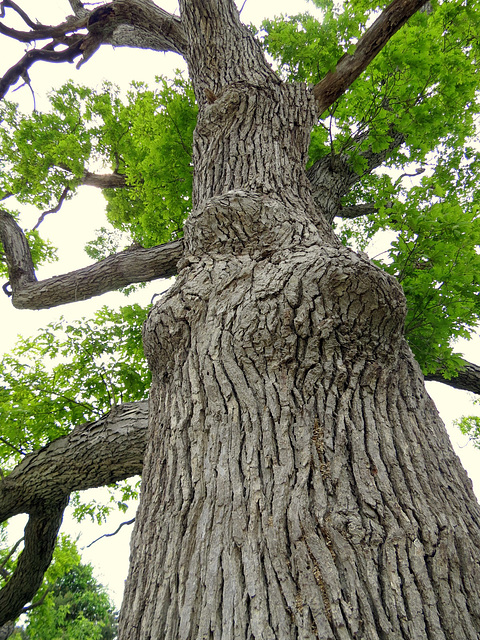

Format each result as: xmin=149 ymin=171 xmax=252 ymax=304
xmin=0 ymin=401 xmax=147 ymax=522
xmin=2 ymin=1 xmax=480 ymax=638
xmin=121 ymin=196 xmax=480 ymax=639
xmin=0 ymin=211 xmax=182 ymax=309
xmin=117 ymin=2 xmax=480 ymax=638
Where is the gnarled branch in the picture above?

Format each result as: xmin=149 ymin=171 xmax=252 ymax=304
xmin=0 ymin=500 xmax=68 ymax=628
xmin=0 ymin=0 xmax=187 ymax=101
xmin=0 ymin=400 xmax=148 ymax=627
xmin=0 ymin=401 xmax=148 ymax=522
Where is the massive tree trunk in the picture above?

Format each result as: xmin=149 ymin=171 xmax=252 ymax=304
xmin=116 ymin=2 xmax=480 ymax=639
xmin=1 ymin=0 xmax=480 ymax=637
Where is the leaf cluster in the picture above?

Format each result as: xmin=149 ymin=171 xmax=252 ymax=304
xmin=0 ymin=72 xmax=197 ymax=260
xmin=101 ymin=74 xmax=197 ymax=247
xmin=261 ymin=0 xmax=480 ymax=375
xmin=0 ymin=304 xmax=150 ymax=470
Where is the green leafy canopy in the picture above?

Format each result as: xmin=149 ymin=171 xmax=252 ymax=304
xmin=0 ymin=304 xmax=149 ymax=464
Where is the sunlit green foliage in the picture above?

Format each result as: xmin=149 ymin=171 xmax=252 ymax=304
xmin=0 ymin=71 xmax=197 ymax=259
xmin=457 ymin=412 xmax=480 ymax=450
xmin=260 ymin=0 xmax=480 ymax=373
xmin=102 ymin=74 xmax=197 ymax=247
xmin=0 ymin=304 xmax=150 ymax=471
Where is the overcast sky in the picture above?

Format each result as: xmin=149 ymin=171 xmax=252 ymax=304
xmin=1 ymin=0 xmax=480 ymax=609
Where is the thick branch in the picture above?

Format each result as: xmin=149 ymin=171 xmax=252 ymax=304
xmin=0 ymin=501 xmax=67 ymax=628
xmin=82 ymin=170 xmax=127 ymax=189
xmin=0 ymin=212 xmax=36 ymax=289
xmin=0 ymin=210 xmax=182 ymax=309
xmin=312 ymin=0 xmax=428 ymax=113
xmin=0 ymin=1 xmax=187 ymax=100
xmin=426 ymin=359 xmax=480 ymax=396
xmin=99 ymin=0 xmax=187 ymax=55
xmin=339 ymin=203 xmax=380 ymax=219
xmin=0 ymin=401 xmax=148 ymax=522
xmin=307 ymin=129 xmax=405 ymax=223
xmin=0 ymin=37 xmax=84 ymax=100
xmin=0 ymin=400 xmax=148 ymax=627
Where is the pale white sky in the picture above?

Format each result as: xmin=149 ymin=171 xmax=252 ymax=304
xmin=1 ymin=0 xmax=480 ymax=611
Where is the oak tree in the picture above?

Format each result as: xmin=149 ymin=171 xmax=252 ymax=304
xmin=1 ymin=0 xmax=480 ymax=638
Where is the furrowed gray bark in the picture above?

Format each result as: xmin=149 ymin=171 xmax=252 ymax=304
xmin=2 ymin=1 xmax=480 ymax=638
xmin=0 ymin=401 xmax=148 ymax=522
xmin=0 ymin=210 xmax=182 ymax=309
xmin=118 ymin=1 xmax=480 ymax=638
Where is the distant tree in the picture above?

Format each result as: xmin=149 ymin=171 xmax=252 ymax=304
xmin=8 ymin=536 xmax=117 ymax=640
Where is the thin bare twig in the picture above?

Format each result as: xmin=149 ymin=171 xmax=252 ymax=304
xmin=32 ymin=187 xmax=71 ymax=231
xmin=86 ymin=517 xmax=135 ymax=548
xmin=0 ymin=437 xmax=25 ymax=457
xmin=20 ymin=587 xmax=50 ymax=613
xmin=0 ymin=1 xmax=36 ymax=29
xmin=0 ymin=537 xmax=24 ymax=578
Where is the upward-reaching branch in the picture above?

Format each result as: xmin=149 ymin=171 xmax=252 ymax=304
xmin=0 ymin=400 xmax=148 ymax=627
xmin=312 ymin=0 xmax=429 ymax=113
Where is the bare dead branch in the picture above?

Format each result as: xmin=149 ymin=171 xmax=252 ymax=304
xmin=0 ymin=36 xmax=85 ymax=100
xmin=0 ymin=1 xmax=39 ymax=30
xmin=0 ymin=1 xmax=187 ymax=101
xmin=0 ymin=12 xmax=87 ymax=42
xmin=312 ymin=0 xmax=429 ymax=114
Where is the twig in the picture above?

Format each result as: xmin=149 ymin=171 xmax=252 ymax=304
xmin=20 ymin=587 xmax=50 ymax=613
xmin=0 ymin=1 xmax=39 ymax=30
xmin=12 ymin=68 xmax=36 ymax=111
xmin=0 ymin=437 xmax=25 ymax=457
xmin=33 ymin=186 xmax=71 ymax=231
xmin=0 ymin=537 xmax=24 ymax=578
xmin=86 ymin=518 xmax=135 ymax=548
